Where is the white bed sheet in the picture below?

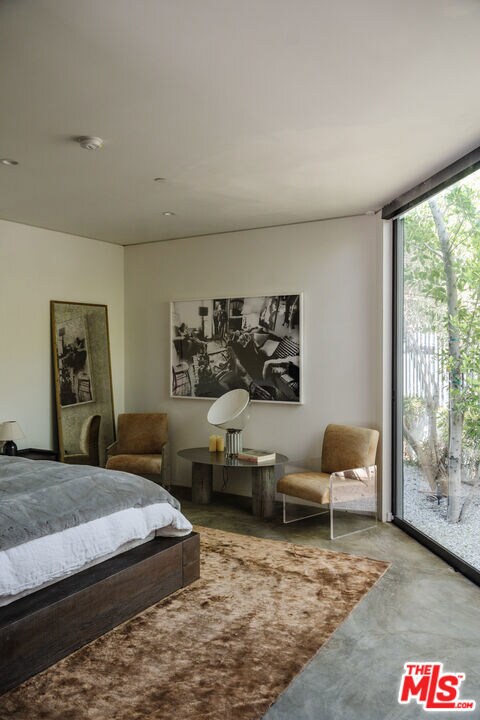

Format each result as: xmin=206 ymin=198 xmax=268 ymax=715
xmin=0 ymin=501 xmax=193 ymax=606
xmin=1 ymin=532 xmax=158 ymax=607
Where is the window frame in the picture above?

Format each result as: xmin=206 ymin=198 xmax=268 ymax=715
xmin=388 ymin=147 xmax=480 ymax=588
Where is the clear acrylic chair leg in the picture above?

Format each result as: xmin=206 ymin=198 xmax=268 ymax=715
xmin=283 ymin=494 xmax=329 ymax=524
xmin=329 ymin=466 xmax=378 ymax=540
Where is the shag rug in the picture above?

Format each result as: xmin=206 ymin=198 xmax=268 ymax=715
xmin=0 ymin=526 xmax=389 ymax=720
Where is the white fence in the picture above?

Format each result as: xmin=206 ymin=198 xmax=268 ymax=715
xmin=403 ymin=331 xmax=449 ymax=407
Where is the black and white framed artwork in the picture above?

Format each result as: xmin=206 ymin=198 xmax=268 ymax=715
xmin=171 ymin=293 xmax=302 ymax=403
xmin=54 ymin=316 xmax=94 ymax=407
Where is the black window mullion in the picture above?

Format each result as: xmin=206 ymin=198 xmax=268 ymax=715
xmin=392 ymin=218 xmax=404 ymax=518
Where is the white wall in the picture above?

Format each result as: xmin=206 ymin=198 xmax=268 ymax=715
xmin=124 ymin=215 xmax=383 ymax=496
xmin=0 ymin=220 xmax=125 ymax=450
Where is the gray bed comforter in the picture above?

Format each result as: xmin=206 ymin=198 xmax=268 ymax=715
xmin=0 ymin=456 xmax=180 ymax=552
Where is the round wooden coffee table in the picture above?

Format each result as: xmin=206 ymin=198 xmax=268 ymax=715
xmin=177 ymin=447 xmax=289 ymax=520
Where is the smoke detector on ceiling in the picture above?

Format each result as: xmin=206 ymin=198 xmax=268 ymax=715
xmin=76 ymin=136 xmax=104 ymax=151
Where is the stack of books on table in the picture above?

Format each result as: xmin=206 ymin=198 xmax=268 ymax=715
xmin=237 ymin=449 xmax=276 ymax=463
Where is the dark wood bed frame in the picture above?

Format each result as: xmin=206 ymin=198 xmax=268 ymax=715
xmin=0 ymin=532 xmax=200 ymax=695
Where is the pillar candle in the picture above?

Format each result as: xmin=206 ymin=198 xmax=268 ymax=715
xmin=209 ymin=434 xmax=217 ymax=452
xmin=216 ymin=435 xmax=225 ymax=452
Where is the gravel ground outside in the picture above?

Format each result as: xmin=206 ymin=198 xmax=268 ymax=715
xmin=403 ymin=465 xmax=480 ymax=571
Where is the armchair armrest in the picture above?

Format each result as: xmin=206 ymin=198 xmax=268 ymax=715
xmin=330 ymin=465 xmax=377 ymax=487
xmin=106 ymin=440 xmax=119 ymax=458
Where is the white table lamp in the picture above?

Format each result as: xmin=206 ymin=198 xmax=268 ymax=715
xmin=207 ymin=389 xmax=250 ymax=456
xmin=0 ymin=420 xmax=25 ymax=456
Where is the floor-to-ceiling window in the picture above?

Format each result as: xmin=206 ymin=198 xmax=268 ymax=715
xmin=389 ymin=152 xmax=480 ymax=585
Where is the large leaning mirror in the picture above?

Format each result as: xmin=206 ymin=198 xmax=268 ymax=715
xmin=51 ymin=301 xmax=115 ymax=465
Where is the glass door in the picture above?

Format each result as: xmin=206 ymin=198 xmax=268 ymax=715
xmin=394 ymin=168 xmax=480 ymax=583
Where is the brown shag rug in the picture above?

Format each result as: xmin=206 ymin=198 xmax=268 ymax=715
xmin=0 ymin=526 xmax=389 ymax=720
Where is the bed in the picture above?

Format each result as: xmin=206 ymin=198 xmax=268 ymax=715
xmin=0 ymin=456 xmax=200 ymax=694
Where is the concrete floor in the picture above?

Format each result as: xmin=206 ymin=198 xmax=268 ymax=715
xmin=176 ymin=490 xmax=480 ymax=720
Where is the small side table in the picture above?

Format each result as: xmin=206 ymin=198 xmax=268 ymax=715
xmin=177 ymin=447 xmax=289 ymax=519
xmin=16 ymin=448 xmax=59 ymax=461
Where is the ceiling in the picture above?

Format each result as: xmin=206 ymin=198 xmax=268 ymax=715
xmin=1 ymin=0 xmax=479 ymax=246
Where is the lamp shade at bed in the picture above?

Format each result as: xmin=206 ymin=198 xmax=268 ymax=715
xmin=0 ymin=420 xmax=25 ymax=456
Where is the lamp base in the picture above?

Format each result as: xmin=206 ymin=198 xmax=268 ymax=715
xmin=3 ymin=440 xmax=18 ymax=456
xmin=225 ymin=429 xmax=243 ymax=457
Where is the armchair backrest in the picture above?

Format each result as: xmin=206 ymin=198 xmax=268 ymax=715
xmin=116 ymin=413 xmax=168 ymax=455
xmin=321 ymin=424 xmax=379 ymax=474
xmin=79 ymin=414 xmax=101 ymax=465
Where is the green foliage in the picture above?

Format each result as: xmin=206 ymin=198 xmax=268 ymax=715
xmin=403 ymin=171 xmax=480 ymax=470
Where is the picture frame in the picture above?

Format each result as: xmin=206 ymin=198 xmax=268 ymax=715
xmin=170 ymin=293 xmax=302 ymax=404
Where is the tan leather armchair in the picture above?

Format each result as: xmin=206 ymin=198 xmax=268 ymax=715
xmin=277 ymin=424 xmax=379 ymax=539
xmin=106 ymin=413 xmax=170 ymax=486
xmin=64 ymin=414 xmax=101 ymax=466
